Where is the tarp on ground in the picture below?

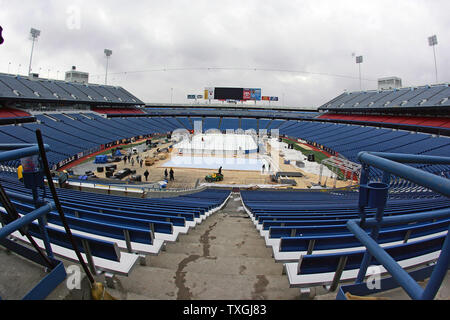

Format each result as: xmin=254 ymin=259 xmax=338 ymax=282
xmin=94 ymin=155 xmax=108 ymax=163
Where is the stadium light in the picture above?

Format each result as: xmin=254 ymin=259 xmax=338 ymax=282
xmin=428 ymin=35 xmax=438 ymax=83
xmin=104 ymin=49 xmax=112 ymax=85
xmin=28 ymin=28 xmax=41 ymax=75
xmin=356 ymin=55 xmax=363 ymax=91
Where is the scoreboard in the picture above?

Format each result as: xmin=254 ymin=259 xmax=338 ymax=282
xmin=203 ymin=87 xmax=276 ymax=102
xmin=214 ymin=87 xmax=244 ymax=100
xmin=212 ymin=87 xmax=262 ymax=101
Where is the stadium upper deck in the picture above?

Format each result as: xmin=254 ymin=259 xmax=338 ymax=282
xmin=0 ymin=73 xmax=144 ymax=106
xmin=319 ymin=83 xmax=450 ymax=112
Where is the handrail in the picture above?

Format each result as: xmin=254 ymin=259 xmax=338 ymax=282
xmin=0 ymin=144 xmax=50 ymax=163
xmin=0 ymin=143 xmax=53 ymax=242
xmin=0 ymin=142 xmax=67 ymax=300
xmin=358 ymin=152 xmax=450 ymax=197
xmin=346 ymin=151 xmax=450 ymax=300
xmin=0 ymin=203 xmax=53 ymax=239
xmin=360 ymin=207 xmax=450 ymax=228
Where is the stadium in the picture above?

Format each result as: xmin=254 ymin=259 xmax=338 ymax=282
xmin=0 ymin=2 xmax=449 ymax=305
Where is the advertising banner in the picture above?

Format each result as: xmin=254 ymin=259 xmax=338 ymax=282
xmin=243 ymin=89 xmax=251 ymax=100
xmin=270 ymin=96 xmax=279 ymax=101
xmin=204 ymin=87 xmax=215 ymax=99
xmin=187 ymin=95 xmax=196 ymax=99
xmin=204 ymin=87 xmax=262 ymax=100
xmin=262 ymin=96 xmax=270 ymax=101
xmin=250 ymin=88 xmax=262 ymax=101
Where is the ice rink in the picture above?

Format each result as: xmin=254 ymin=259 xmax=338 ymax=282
xmin=174 ymin=133 xmax=258 ymax=154
xmin=162 ymin=156 xmax=269 ymax=171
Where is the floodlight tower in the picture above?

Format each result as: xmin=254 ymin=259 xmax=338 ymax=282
xmin=28 ymin=28 xmax=41 ymax=75
xmin=428 ymin=35 xmax=438 ymax=83
xmin=104 ymin=49 xmax=112 ymax=85
xmin=356 ymin=55 xmax=363 ymax=91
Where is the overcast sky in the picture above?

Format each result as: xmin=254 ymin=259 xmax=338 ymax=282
xmin=0 ymin=0 xmax=448 ymax=107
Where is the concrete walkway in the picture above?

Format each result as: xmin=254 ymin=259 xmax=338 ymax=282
xmin=106 ymin=192 xmax=301 ymax=300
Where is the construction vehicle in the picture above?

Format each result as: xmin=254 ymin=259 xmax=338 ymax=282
xmin=205 ymin=172 xmax=224 ymax=182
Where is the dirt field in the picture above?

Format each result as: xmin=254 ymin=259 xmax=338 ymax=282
xmin=75 ymin=138 xmax=355 ymax=190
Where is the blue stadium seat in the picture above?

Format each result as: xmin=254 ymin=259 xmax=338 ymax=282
xmin=284 ymin=234 xmax=445 ymax=288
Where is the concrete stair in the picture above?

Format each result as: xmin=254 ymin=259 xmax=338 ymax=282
xmin=106 ymin=193 xmax=302 ymax=300
xmin=20 ymin=191 xmax=447 ymax=301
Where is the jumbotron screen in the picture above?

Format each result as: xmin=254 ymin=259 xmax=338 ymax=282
xmin=213 ymin=87 xmax=262 ymax=101
xmin=214 ymin=87 xmax=244 ymax=100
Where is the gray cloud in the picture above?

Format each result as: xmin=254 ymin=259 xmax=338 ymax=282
xmin=0 ymin=0 xmax=448 ymax=107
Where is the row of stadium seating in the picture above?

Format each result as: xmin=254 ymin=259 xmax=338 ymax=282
xmin=190 ymin=117 xmax=284 ymax=131
xmin=0 ymin=107 xmax=32 ymax=119
xmin=0 ymin=113 xmax=182 ymax=169
xmin=318 ymin=114 xmax=450 ymax=129
xmin=220 ymin=117 xmax=240 ymax=130
xmin=143 ymin=107 xmax=322 ymax=121
xmin=1 ymin=113 xmax=448 ymax=175
xmin=0 ymin=172 xmax=230 ymax=276
xmin=319 ymin=84 xmax=450 ymax=110
xmin=240 ymin=190 xmax=449 ymax=289
xmin=92 ymin=107 xmax=146 ymax=115
xmin=277 ymin=121 xmax=450 ymax=176
xmin=0 ymin=73 xmax=143 ymax=105
xmin=281 ymin=121 xmax=450 ymax=184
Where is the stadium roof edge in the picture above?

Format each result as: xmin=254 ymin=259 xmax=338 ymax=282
xmin=335 ymin=83 xmax=449 ymax=97
xmin=0 ymin=72 xmax=144 ymax=106
xmin=318 ymin=82 xmax=450 ymax=111
xmin=144 ymin=102 xmax=319 ymax=112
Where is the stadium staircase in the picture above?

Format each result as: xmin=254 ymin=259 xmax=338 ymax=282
xmin=101 ymin=192 xmax=302 ymax=300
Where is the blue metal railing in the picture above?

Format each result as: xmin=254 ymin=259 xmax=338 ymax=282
xmin=0 ymin=143 xmax=67 ymax=300
xmin=346 ymin=151 xmax=450 ymax=300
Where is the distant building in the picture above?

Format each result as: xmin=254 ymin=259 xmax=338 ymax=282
xmin=378 ymin=77 xmax=402 ymax=90
xmin=65 ymin=66 xmax=89 ymax=84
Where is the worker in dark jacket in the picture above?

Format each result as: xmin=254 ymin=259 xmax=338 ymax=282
xmin=169 ymin=168 xmax=174 ymax=181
